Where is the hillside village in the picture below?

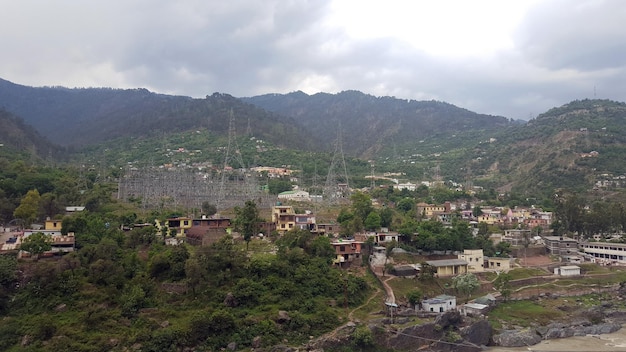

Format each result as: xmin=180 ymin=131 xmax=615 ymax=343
xmin=5 ymin=185 xmax=625 ymax=316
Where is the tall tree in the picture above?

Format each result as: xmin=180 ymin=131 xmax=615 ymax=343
xmin=233 ymin=200 xmax=260 ymax=250
xmin=13 ymin=189 xmax=41 ymax=227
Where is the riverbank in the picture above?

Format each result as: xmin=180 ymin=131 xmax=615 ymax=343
xmin=488 ymin=324 xmax=626 ymax=351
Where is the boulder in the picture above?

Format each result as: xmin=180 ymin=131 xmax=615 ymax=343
xmin=460 ymin=319 xmax=492 ymax=346
xmin=493 ymin=329 xmax=542 ymax=347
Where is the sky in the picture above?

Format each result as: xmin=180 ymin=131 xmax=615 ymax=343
xmin=1 ymin=0 xmax=626 ymax=120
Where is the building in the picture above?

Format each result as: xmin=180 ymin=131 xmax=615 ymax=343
xmin=544 ymin=236 xmax=578 ymax=256
xmin=165 ymin=217 xmax=193 ymax=237
xmin=277 ymin=190 xmax=310 ymax=202
xmin=416 ymin=202 xmax=451 ymax=219
xmin=272 ymin=205 xmax=296 ymax=234
xmin=331 ymin=239 xmax=363 ymax=267
xmin=422 ymin=295 xmax=456 ymax=313
xmin=459 ymin=303 xmax=489 ymax=316
xmin=485 ymin=257 xmax=511 ymax=271
xmin=458 ymin=249 xmax=484 ymax=273
xmin=186 ymin=216 xmax=231 ymax=246
xmin=425 ymin=259 xmax=468 ymax=276
xmin=314 ymin=223 xmax=341 ymax=235
xmin=580 ymin=242 xmax=626 ymax=265
xmin=554 ymin=265 xmax=581 ymax=276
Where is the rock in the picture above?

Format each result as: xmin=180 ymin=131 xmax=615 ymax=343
xmin=109 ymin=338 xmax=119 ymax=346
xmin=252 ymin=336 xmax=262 ymax=348
xmin=21 ymin=335 xmax=32 ymax=347
xmin=493 ymin=328 xmax=542 ymax=347
xmin=223 ymin=292 xmax=237 ymax=307
xmin=460 ymin=319 xmax=492 ymax=346
xmin=227 ymin=341 xmax=237 ymax=350
xmin=54 ymin=304 xmax=67 ymax=312
xmin=434 ymin=310 xmax=462 ymax=329
xmin=276 ymin=310 xmax=291 ymax=323
xmin=160 ymin=320 xmax=170 ymax=328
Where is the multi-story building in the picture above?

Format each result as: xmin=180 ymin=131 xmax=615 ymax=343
xmin=458 ymin=249 xmax=484 ymax=273
xmin=580 ymin=242 xmax=626 ymax=264
xmin=543 ymin=236 xmax=578 ymax=257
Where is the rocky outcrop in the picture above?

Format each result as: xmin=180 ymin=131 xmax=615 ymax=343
xmin=494 ymin=322 xmax=622 ymax=347
xmin=493 ymin=328 xmax=542 ymax=347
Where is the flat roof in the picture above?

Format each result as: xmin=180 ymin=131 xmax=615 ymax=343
xmin=426 ymin=259 xmax=469 ymax=267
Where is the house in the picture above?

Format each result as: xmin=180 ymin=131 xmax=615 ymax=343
xmin=458 ymin=249 xmax=484 ymax=273
xmin=416 ymin=202 xmax=451 ymax=219
xmin=314 ymin=223 xmax=341 ymax=235
xmin=543 ymin=236 xmax=578 ymax=256
xmin=554 ymin=265 xmax=580 ymax=276
xmin=425 ymin=259 xmax=468 ymax=276
xmin=459 ymin=303 xmax=489 ymax=316
xmin=503 ymin=229 xmax=532 ymax=246
xmin=580 ymin=242 xmax=626 ymax=265
xmin=185 ymin=216 xmax=232 ymax=246
xmin=44 ymin=218 xmax=63 ymax=231
xmin=331 ymin=239 xmax=363 ymax=267
xmin=272 ymin=205 xmax=296 ymax=234
xmin=277 ymin=190 xmax=310 ymax=202
xmin=165 ymin=217 xmax=193 ymax=237
xmin=294 ymin=212 xmax=316 ymax=231
xmin=422 ymin=295 xmax=456 ymax=313
xmin=485 ymin=257 xmax=511 ymax=271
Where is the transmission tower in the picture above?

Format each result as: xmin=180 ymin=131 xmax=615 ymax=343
xmin=324 ymin=123 xmax=351 ymax=202
xmin=216 ymin=109 xmax=257 ymax=210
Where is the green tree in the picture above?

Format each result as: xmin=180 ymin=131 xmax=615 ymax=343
xmin=364 ymin=211 xmax=381 ymax=231
xmin=493 ymin=272 xmax=513 ymax=301
xmin=20 ymin=232 xmax=51 ymax=259
xmin=406 ymin=289 xmax=423 ymax=309
xmin=233 ymin=200 xmax=260 ymax=250
xmin=201 ymin=201 xmax=217 ymax=216
xmin=13 ymin=189 xmax=41 ymax=227
xmin=452 ymin=273 xmax=480 ymax=303
xmin=350 ymin=191 xmax=373 ymax=222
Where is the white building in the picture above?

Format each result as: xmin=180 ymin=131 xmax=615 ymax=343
xmin=422 ymin=295 xmax=456 ymax=313
xmin=580 ymin=242 xmax=626 ymax=265
xmin=277 ymin=190 xmax=310 ymax=201
xmin=554 ymin=265 xmax=580 ymax=276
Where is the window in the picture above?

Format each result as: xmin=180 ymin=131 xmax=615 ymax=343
xmin=497 ymin=262 xmax=501 ymax=267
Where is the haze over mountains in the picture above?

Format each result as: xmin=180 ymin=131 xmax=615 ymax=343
xmin=1 ymin=77 xmax=626 ymax=199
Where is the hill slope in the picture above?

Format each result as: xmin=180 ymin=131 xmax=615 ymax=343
xmin=0 ymin=109 xmax=62 ymax=162
xmin=242 ymin=90 xmax=513 ymax=158
xmin=0 ymin=79 xmax=312 ymax=150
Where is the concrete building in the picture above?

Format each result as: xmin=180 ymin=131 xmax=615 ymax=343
xmin=425 ymin=259 xmax=468 ymax=276
xmin=458 ymin=249 xmax=485 ymax=273
xmin=544 ymin=236 xmax=579 ymax=256
xmin=422 ymin=295 xmax=456 ymax=313
xmin=580 ymin=242 xmax=626 ymax=265
xmin=554 ymin=265 xmax=581 ymax=276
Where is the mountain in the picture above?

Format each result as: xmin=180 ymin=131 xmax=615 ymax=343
xmin=0 ymin=79 xmax=312 ymax=150
xmin=242 ymin=90 xmax=513 ymax=158
xmin=0 ymin=108 xmax=62 ymax=162
xmin=456 ymin=99 xmax=626 ymax=198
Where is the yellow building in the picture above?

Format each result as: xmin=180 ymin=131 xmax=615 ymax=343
xmin=272 ymin=205 xmax=296 ymax=234
xmin=44 ymin=218 xmax=62 ymax=231
xmin=166 ymin=217 xmax=192 ymax=237
xmin=425 ymin=259 xmax=469 ymax=276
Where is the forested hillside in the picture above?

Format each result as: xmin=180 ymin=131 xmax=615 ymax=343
xmin=0 ymin=79 xmax=313 ymax=150
xmin=242 ymin=90 xmax=513 ymax=157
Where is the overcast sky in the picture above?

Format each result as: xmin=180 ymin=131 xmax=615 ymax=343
xmin=2 ymin=0 xmax=625 ymax=120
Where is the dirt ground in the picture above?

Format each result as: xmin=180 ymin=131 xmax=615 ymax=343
xmin=517 ymin=255 xmax=555 ymax=267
